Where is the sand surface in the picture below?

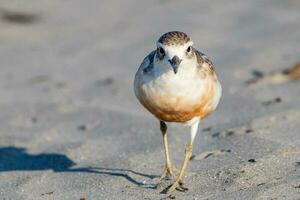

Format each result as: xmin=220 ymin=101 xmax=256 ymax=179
xmin=0 ymin=0 xmax=299 ymax=199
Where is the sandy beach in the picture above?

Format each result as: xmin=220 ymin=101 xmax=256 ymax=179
xmin=0 ymin=0 xmax=299 ymax=199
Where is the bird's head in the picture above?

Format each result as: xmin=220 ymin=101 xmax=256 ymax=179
xmin=155 ymin=31 xmax=194 ymax=74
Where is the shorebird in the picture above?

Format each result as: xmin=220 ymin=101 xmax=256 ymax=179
xmin=134 ymin=31 xmax=222 ymax=193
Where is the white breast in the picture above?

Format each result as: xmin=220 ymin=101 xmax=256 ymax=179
xmin=139 ymin=59 xmax=209 ymax=105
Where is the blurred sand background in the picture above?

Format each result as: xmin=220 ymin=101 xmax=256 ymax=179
xmin=0 ymin=0 xmax=299 ymax=199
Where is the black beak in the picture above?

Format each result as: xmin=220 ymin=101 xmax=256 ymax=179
xmin=168 ymin=56 xmax=182 ymax=74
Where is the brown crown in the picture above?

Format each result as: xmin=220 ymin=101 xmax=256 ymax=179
xmin=158 ymin=31 xmax=191 ymax=46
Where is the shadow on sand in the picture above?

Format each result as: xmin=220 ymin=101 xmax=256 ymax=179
xmin=0 ymin=146 xmax=157 ymax=187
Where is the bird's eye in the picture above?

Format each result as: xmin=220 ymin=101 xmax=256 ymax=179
xmin=186 ymin=46 xmax=192 ymax=53
xmin=158 ymin=47 xmax=165 ymax=55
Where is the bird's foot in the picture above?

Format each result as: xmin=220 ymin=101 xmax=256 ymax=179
xmin=156 ymin=165 xmax=177 ymax=189
xmin=161 ymin=180 xmax=188 ymax=194
xmin=158 ymin=164 xmax=177 ymax=181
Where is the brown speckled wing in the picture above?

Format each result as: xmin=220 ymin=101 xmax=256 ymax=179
xmin=194 ymin=49 xmax=213 ymax=67
xmin=194 ymin=49 xmax=216 ymax=79
xmin=195 ymin=49 xmax=215 ymax=70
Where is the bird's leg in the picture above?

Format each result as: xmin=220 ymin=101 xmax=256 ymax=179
xmin=158 ymin=121 xmax=175 ymax=181
xmin=165 ymin=144 xmax=193 ymax=192
xmin=164 ymin=119 xmax=200 ymax=193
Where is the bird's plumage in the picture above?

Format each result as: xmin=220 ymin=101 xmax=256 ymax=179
xmin=158 ymin=31 xmax=191 ymax=46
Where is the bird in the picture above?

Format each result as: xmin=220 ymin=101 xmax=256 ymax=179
xmin=134 ymin=31 xmax=222 ymax=193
